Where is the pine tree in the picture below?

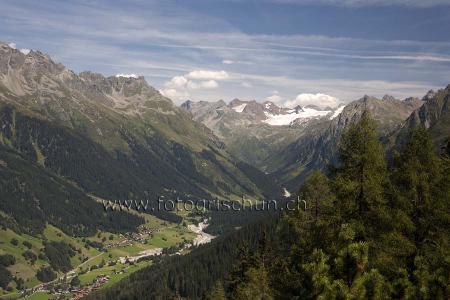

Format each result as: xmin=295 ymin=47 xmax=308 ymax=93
xmin=298 ymin=171 xmax=335 ymax=224
xmin=227 ymin=242 xmax=274 ymax=300
xmin=393 ymin=129 xmax=450 ymax=299
xmin=394 ymin=128 xmax=442 ymax=245
xmin=204 ymin=281 xmax=227 ymax=300
xmin=445 ymin=138 xmax=450 ymax=156
xmin=231 ymin=265 xmax=273 ymax=300
xmin=301 ymin=249 xmax=334 ymax=298
xmin=334 ymin=111 xmax=389 ymax=239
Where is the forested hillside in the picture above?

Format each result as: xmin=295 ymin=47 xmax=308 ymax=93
xmin=86 ymin=215 xmax=279 ymax=300
xmin=0 ymin=144 xmax=144 ymax=236
xmin=92 ymin=112 xmax=450 ymax=299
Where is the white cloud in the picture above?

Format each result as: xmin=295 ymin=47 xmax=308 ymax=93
xmin=164 ymin=75 xmax=219 ymax=90
xmin=165 ymin=75 xmax=188 ymax=88
xmin=7 ymin=43 xmax=30 ymax=55
xmin=186 ymin=70 xmax=229 ymax=80
xmin=241 ymin=81 xmax=253 ymax=88
xmin=222 ymin=60 xmax=234 ymax=64
xmin=159 ymin=88 xmax=188 ymax=100
xmin=116 ymin=73 xmax=138 ymax=78
xmin=160 ymin=70 xmax=227 ymax=101
xmin=187 ymin=80 xmax=218 ymax=89
xmin=283 ymin=93 xmax=341 ymax=109
xmin=265 ymin=94 xmax=282 ymax=103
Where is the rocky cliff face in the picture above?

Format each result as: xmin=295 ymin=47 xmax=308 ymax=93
xmin=0 ymin=42 xmax=173 ymax=119
xmin=395 ymin=86 xmax=450 ymax=148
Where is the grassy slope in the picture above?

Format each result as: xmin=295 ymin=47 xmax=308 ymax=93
xmin=0 ymin=208 xmax=199 ymax=298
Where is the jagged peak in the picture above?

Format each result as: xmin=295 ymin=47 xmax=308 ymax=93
xmin=0 ymin=42 xmax=14 ymax=52
xmin=229 ymin=98 xmax=245 ymax=106
xmin=115 ymin=73 xmax=139 ymax=79
xmin=404 ymin=96 xmax=420 ymax=102
xmin=180 ymin=99 xmax=228 ymax=113
xmin=181 ymin=100 xmax=194 ymax=109
xmin=79 ymin=71 xmax=106 ymax=81
xmin=26 ymin=49 xmax=51 ymax=61
xmin=294 ymin=105 xmax=305 ymax=112
xmin=304 ymin=104 xmax=321 ymax=110
xmin=0 ymin=42 xmax=30 ymax=54
xmin=107 ymin=74 xmax=146 ymax=82
xmin=358 ymin=95 xmax=380 ymax=103
xmin=0 ymin=42 xmax=61 ymax=68
xmin=217 ymin=99 xmax=227 ymax=106
xmin=422 ymin=89 xmax=436 ymax=101
xmin=382 ymin=94 xmax=397 ymax=101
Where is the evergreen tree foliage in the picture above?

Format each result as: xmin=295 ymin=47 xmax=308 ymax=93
xmin=0 ymin=266 xmax=12 ymax=289
xmin=334 ymin=111 xmax=389 ymax=240
xmin=204 ymin=281 xmax=227 ymax=300
xmin=36 ymin=266 xmax=56 ymax=283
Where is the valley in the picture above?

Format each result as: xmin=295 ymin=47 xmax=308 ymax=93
xmin=0 ymin=39 xmax=449 ymax=300
xmin=1 ymin=207 xmax=212 ymax=299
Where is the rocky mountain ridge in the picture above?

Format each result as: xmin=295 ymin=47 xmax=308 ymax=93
xmin=182 ymin=92 xmax=424 ymax=181
xmin=269 ymin=94 xmax=425 ymax=190
xmin=393 ymin=85 xmax=450 ymax=150
xmin=0 ymin=41 xmax=281 ymax=209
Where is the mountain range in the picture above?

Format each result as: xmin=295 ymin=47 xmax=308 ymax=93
xmin=2 ymin=41 xmax=449 ymax=230
xmin=0 ymin=41 xmax=281 ymax=235
xmin=182 ymin=93 xmax=428 ymax=190
xmin=181 ymin=98 xmax=340 ymax=170
xmin=1 ymin=41 xmax=450 ymax=297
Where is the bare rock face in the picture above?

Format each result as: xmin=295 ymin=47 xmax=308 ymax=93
xmin=241 ymin=100 xmax=267 ymax=121
xmin=423 ymin=89 xmax=437 ymax=101
xmin=400 ymin=85 xmax=450 ymax=146
xmin=382 ymin=94 xmax=398 ymax=102
xmin=0 ymin=42 xmax=173 ymax=120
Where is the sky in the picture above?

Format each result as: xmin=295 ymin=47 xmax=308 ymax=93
xmin=1 ymin=0 xmax=450 ymax=108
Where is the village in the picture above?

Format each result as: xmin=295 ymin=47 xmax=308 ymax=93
xmin=17 ymin=220 xmax=214 ymax=300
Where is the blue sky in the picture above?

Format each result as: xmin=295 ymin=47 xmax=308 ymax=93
xmin=1 ymin=0 xmax=450 ymax=107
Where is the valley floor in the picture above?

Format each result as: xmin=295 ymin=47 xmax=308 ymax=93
xmin=0 ymin=211 xmax=213 ymax=300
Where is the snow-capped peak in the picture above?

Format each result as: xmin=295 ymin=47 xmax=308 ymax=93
xmin=7 ymin=42 xmax=31 ymax=55
xmin=116 ymin=73 xmax=138 ymax=79
xmin=330 ymin=105 xmax=345 ymax=120
xmin=263 ymin=106 xmax=331 ymax=126
xmin=232 ymin=103 xmax=247 ymax=113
